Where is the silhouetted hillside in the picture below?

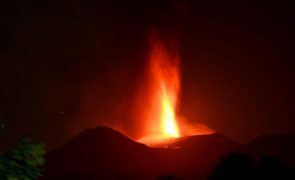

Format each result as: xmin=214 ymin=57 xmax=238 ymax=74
xmin=208 ymin=152 xmax=295 ymax=180
xmin=43 ymin=127 xmax=295 ymax=179
xmin=45 ymin=127 xmax=153 ymax=179
xmin=245 ymin=134 xmax=295 ymax=168
xmin=44 ymin=127 xmax=241 ymax=179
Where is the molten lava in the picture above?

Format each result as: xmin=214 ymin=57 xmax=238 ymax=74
xmin=161 ymin=96 xmax=179 ymax=137
xmin=152 ymin=39 xmax=181 ymax=139
xmin=137 ymin=31 xmax=181 ymax=146
xmin=136 ymin=31 xmax=214 ymax=147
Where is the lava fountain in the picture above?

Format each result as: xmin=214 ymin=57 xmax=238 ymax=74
xmin=150 ymin=33 xmax=180 ymax=138
xmin=137 ymin=31 xmax=182 ymax=146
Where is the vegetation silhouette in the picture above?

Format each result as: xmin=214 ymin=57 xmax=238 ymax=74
xmin=209 ymin=152 xmax=295 ymax=180
xmin=0 ymin=116 xmax=45 ymax=180
xmin=208 ymin=152 xmax=256 ymax=180
xmin=258 ymin=155 xmax=295 ymax=180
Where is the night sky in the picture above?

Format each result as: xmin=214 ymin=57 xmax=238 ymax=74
xmin=0 ymin=0 xmax=295 ymax=150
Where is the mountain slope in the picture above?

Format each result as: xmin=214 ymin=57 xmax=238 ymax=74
xmin=245 ymin=134 xmax=295 ymax=168
xmin=43 ymin=126 xmax=241 ymax=179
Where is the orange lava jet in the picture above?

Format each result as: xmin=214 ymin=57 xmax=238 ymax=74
xmin=137 ymin=31 xmax=181 ymax=146
xmin=136 ymin=30 xmax=215 ymax=147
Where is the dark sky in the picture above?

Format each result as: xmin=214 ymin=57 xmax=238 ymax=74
xmin=0 ymin=0 xmax=295 ymax=150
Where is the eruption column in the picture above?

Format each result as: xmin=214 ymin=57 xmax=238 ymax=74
xmin=137 ymin=31 xmax=181 ymax=146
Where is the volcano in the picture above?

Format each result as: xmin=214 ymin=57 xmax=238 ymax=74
xmin=43 ymin=127 xmax=295 ymax=179
xmin=43 ymin=126 xmax=241 ymax=179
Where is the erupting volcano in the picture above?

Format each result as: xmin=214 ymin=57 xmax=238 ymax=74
xmin=148 ymin=32 xmax=181 ymax=138
xmin=135 ymin=29 xmax=215 ymax=147
xmin=136 ymin=31 xmax=181 ymax=146
xmin=136 ymin=31 xmax=200 ymax=147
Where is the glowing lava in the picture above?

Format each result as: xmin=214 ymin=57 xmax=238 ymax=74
xmin=149 ymin=33 xmax=181 ymax=137
xmin=137 ymin=31 xmax=181 ymax=146
xmin=160 ymin=89 xmax=179 ymax=138
xmin=133 ymin=30 xmax=215 ymax=147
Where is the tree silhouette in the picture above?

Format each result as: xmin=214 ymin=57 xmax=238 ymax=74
xmin=208 ymin=152 xmax=256 ymax=180
xmin=0 ymin=117 xmax=45 ymax=179
xmin=209 ymin=152 xmax=295 ymax=180
xmin=258 ymin=156 xmax=295 ymax=180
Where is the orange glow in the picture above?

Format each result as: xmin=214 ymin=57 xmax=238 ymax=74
xmin=149 ymin=31 xmax=181 ymax=139
xmin=160 ymin=90 xmax=179 ymax=137
xmin=137 ymin=31 xmax=181 ymax=146
xmin=136 ymin=31 xmax=215 ymax=147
